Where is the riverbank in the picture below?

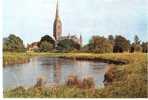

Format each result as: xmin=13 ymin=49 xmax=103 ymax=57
xmin=3 ymin=52 xmax=147 ymax=98
xmin=3 ymin=52 xmax=139 ymax=65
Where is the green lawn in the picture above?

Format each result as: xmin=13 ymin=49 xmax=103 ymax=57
xmin=3 ymin=52 xmax=148 ymax=98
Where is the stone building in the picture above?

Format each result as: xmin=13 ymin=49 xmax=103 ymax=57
xmin=27 ymin=42 xmax=39 ymax=51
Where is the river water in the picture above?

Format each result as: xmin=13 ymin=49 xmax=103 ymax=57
xmin=3 ymin=57 xmax=108 ymax=90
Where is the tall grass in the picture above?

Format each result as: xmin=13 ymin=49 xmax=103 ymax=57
xmin=3 ymin=52 xmax=30 ymax=65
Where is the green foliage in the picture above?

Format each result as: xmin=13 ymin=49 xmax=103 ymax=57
xmin=57 ymin=39 xmax=80 ymax=52
xmin=39 ymin=41 xmax=53 ymax=52
xmin=3 ymin=34 xmax=26 ymax=52
xmin=38 ymin=35 xmax=55 ymax=52
xmin=39 ymin=35 xmax=55 ymax=45
xmin=113 ymin=35 xmax=130 ymax=52
xmin=88 ymin=36 xmax=113 ymax=53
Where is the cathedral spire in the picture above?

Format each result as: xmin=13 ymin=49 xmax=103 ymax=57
xmin=53 ymin=0 xmax=62 ymax=41
xmin=56 ymin=0 xmax=59 ymax=17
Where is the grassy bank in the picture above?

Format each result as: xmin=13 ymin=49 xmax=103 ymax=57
xmin=3 ymin=52 xmax=63 ymax=65
xmin=3 ymin=52 xmax=148 ymax=98
xmin=3 ymin=52 xmax=30 ymax=65
xmin=3 ymin=52 xmax=143 ymax=65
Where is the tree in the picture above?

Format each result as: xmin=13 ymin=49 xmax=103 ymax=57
xmin=39 ymin=41 xmax=53 ymax=52
xmin=113 ymin=35 xmax=130 ymax=52
xmin=3 ymin=34 xmax=26 ymax=52
xmin=108 ymin=35 xmax=114 ymax=45
xmin=57 ymin=39 xmax=80 ymax=51
xmin=141 ymin=42 xmax=148 ymax=53
xmin=130 ymin=35 xmax=142 ymax=52
xmin=134 ymin=35 xmax=140 ymax=44
xmin=38 ymin=35 xmax=55 ymax=46
xmin=130 ymin=43 xmax=142 ymax=52
xmin=108 ymin=35 xmax=114 ymax=41
xmin=88 ymin=36 xmax=113 ymax=53
xmin=38 ymin=35 xmax=55 ymax=51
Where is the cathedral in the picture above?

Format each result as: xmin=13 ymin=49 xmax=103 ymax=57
xmin=53 ymin=0 xmax=82 ymax=46
xmin=27 ymin=0 xmax=82 ymax=51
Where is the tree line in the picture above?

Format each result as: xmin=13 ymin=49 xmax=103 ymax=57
xmin=3 ymin=34 xmax=148 ymax=53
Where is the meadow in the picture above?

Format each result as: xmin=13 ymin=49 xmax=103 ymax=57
xmin=3 ymin=52 xmax=148 ymax=98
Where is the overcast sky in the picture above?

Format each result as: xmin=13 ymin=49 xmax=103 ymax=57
xmin=3 ymin=0 xmax=148 ymax=45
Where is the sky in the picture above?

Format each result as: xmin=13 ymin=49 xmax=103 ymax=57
xmin=2 ymin=0 xmax=148 ymax=45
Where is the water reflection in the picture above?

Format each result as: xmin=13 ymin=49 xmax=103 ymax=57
xmin=3 ymin=57 xmax=107 ymax=90
xmin=53 ymin=59 xmax=61 ymax=84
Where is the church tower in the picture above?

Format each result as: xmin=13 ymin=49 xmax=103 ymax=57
xmin=53 ymin=0 xmax=62 ymax=41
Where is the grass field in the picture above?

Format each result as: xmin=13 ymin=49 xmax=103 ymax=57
xmin=3 ymin=52 xmax=148 ymax=98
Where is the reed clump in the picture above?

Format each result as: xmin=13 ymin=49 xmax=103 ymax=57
xmin=66 ymin=74 xmax=95 ymax=90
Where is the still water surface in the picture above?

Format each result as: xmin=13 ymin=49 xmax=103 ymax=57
xmin=3 ymin=57 xmax=108 ymax=90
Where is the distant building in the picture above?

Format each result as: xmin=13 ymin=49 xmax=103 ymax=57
xmin=27 ymin=42 xmax=39 ymax=51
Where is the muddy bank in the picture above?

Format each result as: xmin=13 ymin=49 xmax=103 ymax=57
xmin=103 ymin=65 xmax=115 ymax=86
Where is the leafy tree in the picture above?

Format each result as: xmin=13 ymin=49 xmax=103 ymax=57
xmin=113 ymin=35 xmax=130 ymax=52
xmin=88 ymin=36 xmax=113 ymax=53
xmin=141 ymin=42 xmax=148 ymax=53
xmin=38 ymin=35 xmax=55 ymax=51
xmin=108 ymin=35 xmax=114 ymax=45
xmin=108 ymin=35 xmax=114 ymax=41
xmin=57 ymin=39 xmax=80 ymax=51
xmin=134 ymin=35 xmax=140 ymax=44
xmin=3 ymin=34 xmax=26 ymax=52
xmin=130 ymin=35 xmax=142 ymax=52
xmin=39 ymin=41 xmax=53 ymax=52
xmin=38 ymin=35 xmax=55 ymax=46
